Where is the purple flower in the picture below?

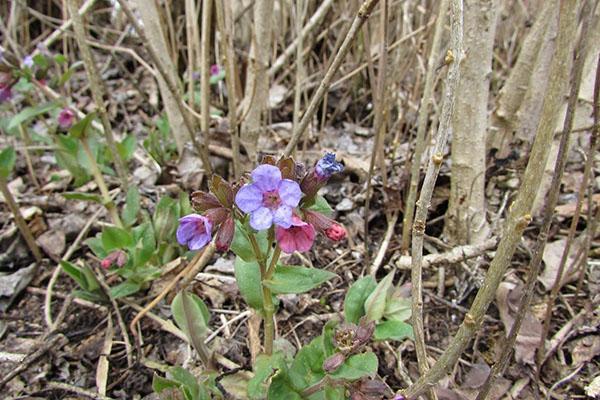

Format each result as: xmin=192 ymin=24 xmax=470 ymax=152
xmin=210 ymin=64 xmax=221 ymax=76
xmin=58 ymin=108 xmax=75 ymax=129
xmin=23 ymin=55 xmax=34 ymax=68
xmin=315 ymin=152 xmax=343 ymax=179
xmin=177 ymin=214 xmax=212 ymax=250
xmin=0 ymin=85 xmax=11 ymax=103
xmin=235 ymin=164 xmax=302 ymax=230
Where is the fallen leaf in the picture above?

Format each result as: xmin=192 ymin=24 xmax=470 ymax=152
xmin=496 ymin=277 xmax=543 ymax=365
xmin=37 ymin=229 xmax=66 ymax=261
xmin=268 ymin=84 xmax=287 ymax=108
xmin=554 ymin=193 xmax=600 ymax=217
xmin=586 ymin=375 xmax=600 ymax=398
xmin=0 ymin=263 xmax=37 ymax=311
xmin=462 ymin=362 xmax=490 ymax=389
xmin=571 ymin=335 xmax=600 ymax=366
xmin=539 ymin=235 xmax=586 ymax=291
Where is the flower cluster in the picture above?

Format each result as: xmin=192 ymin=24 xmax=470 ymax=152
xmin=176 ymin=153 xmax=346 ymax=254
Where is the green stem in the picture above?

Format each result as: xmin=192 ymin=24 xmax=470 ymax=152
xmin=80 ymin=137 xmax=123 ymax=228
xmin=248 ymin=233 xmax=282 ymax=355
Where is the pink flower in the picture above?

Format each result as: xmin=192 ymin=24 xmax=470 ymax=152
xmin=101 ymin=250 xmax=127 ymax=269
xmin=210 ymin=64 xmax=221 ymax=76
xmin=58 ymin=108 xmax=75 ymax=129
xmin=325 ymin=223 xmax=346 ymax=241
xmin=275 ymin=215 xmax=316 ymax=254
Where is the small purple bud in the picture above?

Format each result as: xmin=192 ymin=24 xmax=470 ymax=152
xmin=23 ymin=55 xmax=34 ymax=68
xmin=58 ymin=108 xmax=75 ymax=129
xmin=392 ymin=394 xmax=406 ymax=400
xmin=354 ymin=319 xmax=375 ymax=346
xmin=323 ymin=352 xmax=346 ymax=373
xmin=0 ymin=85 xmax=12 ymax=103
xmin=210 ymin=64 xmax=221 ymax=76
xmin=315 ymin=152 xmax=344 ymax=180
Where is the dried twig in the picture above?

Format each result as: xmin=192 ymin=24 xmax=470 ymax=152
xmin=409 ymin=1 xmax=463 ymax=398
xmin=477 ymin=2 xmax=589 ymax=397
xmin=401 ymin=0 xmax=449 ymax=252
xmin=67 ymin=0 xmax=128 ymax=190
xmin=403 ymin=1 xmax=577 ymax=397
xmin=283 ymin=0 xmax=381 ymax=157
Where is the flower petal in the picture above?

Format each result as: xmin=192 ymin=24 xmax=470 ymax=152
xmin=278 ymin=179 xmax=302 ymax=207
xmin=275 ymin=227 xmax=296 ymax=253
xmin=176 ymin=221 xmax=195 ymax=244
xmin=251 ymin=164 xmax=282 ymax=191
xmin=235 ymin=184 xmax=263 ymax=213
xmin=188 ymin=232 xmax=210 ymax=250
xmin=250 ymin=207 xmax=273 ymax=230
xmin=273 ymin=205 xmax=293 ymax=228
xmin=295 ymin=224 xmax=316 ymax=252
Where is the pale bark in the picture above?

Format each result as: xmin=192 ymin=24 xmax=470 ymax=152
xmin=403 ymin=0 xmax=577 ymax=397
xmin=445 ymin=0 xmax=498 ymax=245
xmin=240 ymin=0 xmax=274 ymax=162
xmin=132 ymin=0 xmax=190 ymax=155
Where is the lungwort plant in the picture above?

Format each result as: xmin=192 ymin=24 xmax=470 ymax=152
xmin=153 ymin=154 xmax=414 ymax=399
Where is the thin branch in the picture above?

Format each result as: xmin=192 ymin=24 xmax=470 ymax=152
xmin=409 ymin=1 xmax=463 ymax=399
xmin=403 ymin=1 xmax=577 ymax=397
xmin=477 ymin=1 xmax=592 ymax=397
xmin=283 ymin=0 xmax=381 ymax=157
xmin=402 ymin=0 xmax=448 ymax=252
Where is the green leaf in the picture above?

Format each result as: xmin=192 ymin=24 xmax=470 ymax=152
xmin=168 ymin=366 xmax=200 ymax=399
xmin=230 ymin=220 xmax=268 ymax=262
xmin=383 ymin=295 xmax=412 ymax=322
xmin=110 ymin=281 xmax=142 ymax=299
xmin=62 ymin=192 xmax=103 ymax=203
xmin=344 ymin=276 xmax=377 ymax=324
xmin=248 ymin=352 xmax=287 ymax=399
xmin=374 ymin=320 xmax=414 ymax=341
xmin=85 ymin=236 xmax=107 ymax=259
xmin=306 ymin=195 xmax=333 ymax=217
xmin=122 ymin=186 xmax=140 ymax=226
xmin=60 ymin=260 xmax=87 ymax=289
xmin=153 ymin=196 xmax=178 ymax=244
xmin=58 ymin=61 xmax=83 ymax=86
xmin=81 ymin=265 xmax=101 ymax=292
xmin=0 ymin=147 xmax=16 ymax=178
xmin=364 ymin=271 xmax=394 ymax=322
xmin=33 ymin=54 xmax=49 ymax=69
xmin=8 ymin=101 xmax=59 ymax=130
xmin=102 ymin=226 xmax=134 ymax=251
xmin=152 ymin=373 xmax=181 ymax=393
xmin=54 ymin=54 xmax=68 ymax=65
xmin=117 ymin=134 xmax=136 ymax=161
xmin=172 ymin=291 xmax=210 ymax=354
xmin=209 ymin=69 xmax=226 ymax=85
xmin=268 ymin=372 xmax=303 ymax=400
xmin=68 ymin=112 xmax=96 ymax=139
xmin=234 ymin=256 xmax=264 ymax=311
xmin=264 ymin=265 xmax=336 ymax=295
xmin=288 ymin=335 xmax=326 ymax=390
xmin=329 ymin=352 xmax=378 ymax=381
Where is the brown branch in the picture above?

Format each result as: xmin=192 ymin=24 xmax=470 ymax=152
xmin=283 ymin=0 xmax=381 ymax=157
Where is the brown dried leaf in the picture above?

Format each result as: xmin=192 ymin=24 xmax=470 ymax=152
xmin=496 ymin=278 xmax=542 ymax=365
xmin=539 ymin=235 xmax=585 ymax=291
xmin=571 ymin=335 xmax=600 ymax=366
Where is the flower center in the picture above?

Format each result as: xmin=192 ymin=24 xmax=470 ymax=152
xmin=262 ymin=190 xmax=281 ymax=209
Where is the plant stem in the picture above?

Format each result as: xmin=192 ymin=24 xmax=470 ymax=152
xmin=67 ymin=0 xmax=129 ymax=190
xmin=0 ymin=175 xmax=43 ymax=263
xmin=401 ymin=0 xmax=448 ymax=252
xmin=80 ymin=137 xmax=123 ymax=228
xmin=248 ymin=233 xmax=281 ymax=355
xmin=409 ymin=2 xmax=463 ymax=399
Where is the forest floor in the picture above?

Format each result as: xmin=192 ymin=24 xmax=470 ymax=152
xmin=1 ymin=4 xmax=600 ymax=400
